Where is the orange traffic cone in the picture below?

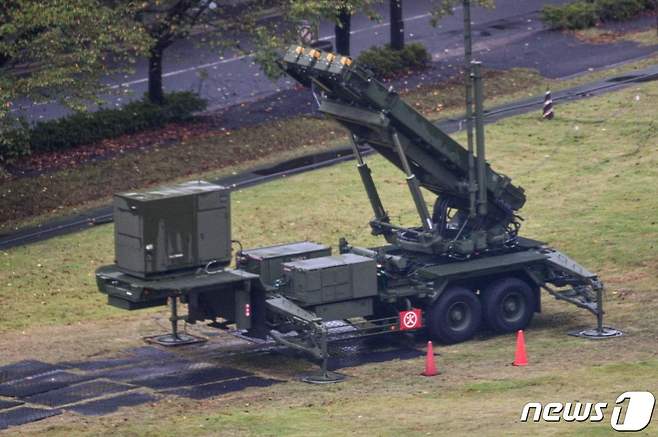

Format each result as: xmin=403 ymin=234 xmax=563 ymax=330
xmin=513 ymin=330 xmax=528 ymax=366
xmin=422 ymin=341 xmax=438 ymax=376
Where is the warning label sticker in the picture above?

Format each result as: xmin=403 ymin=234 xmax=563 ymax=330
xmin=399 ymin=309 xmax=422 ymax=330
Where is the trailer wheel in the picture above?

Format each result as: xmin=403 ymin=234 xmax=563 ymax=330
xmin=482 ymin=277 xmax=534 ymax=333
xmin=427 ymin=286 xmax=482 ymax=344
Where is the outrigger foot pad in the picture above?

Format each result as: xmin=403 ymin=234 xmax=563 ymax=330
xmin=145 ymin=333 xmax=207 ymax=347
xmin=302 ymin=371 xmax=346 ymax=384
xmin=569 ymin=326 xmax=623 ymax=339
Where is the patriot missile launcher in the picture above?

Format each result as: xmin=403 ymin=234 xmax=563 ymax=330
xmin=96 ymin=46 xmax=619 ymax=381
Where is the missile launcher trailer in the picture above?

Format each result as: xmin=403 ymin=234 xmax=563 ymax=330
xmin=97 ymin=46 xmax=619 ymax=380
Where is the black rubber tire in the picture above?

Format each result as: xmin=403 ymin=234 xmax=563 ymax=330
xmin=482 ymin=277 xmax=535 ymax=333
xmin=427 ymin=286 xmax=482 ymax=344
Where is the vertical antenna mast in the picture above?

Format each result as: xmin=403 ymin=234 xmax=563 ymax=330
xmin=472 ymin=61 xmax=488 ymax=216
xmin=463 ymin=0 xmax=477 ymax=219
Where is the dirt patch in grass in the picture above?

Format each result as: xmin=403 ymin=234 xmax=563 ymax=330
xmin=573 ymin=28 xmax=623 ymax=44
xmin=6 ymin=119 xmax=218 ymax=177
xmin=0 ymin=116 xmax=338 ymax=233
xmin=622 ymin=28 xmax=658 ymax=46
xmin=574 ymin=27 xmax=658 ymax=46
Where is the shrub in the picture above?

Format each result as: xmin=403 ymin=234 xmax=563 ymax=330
xmin=542 ymin=2 xmax=598 ymax=30
xmin=595 ymin=0 xmax=646 ymax=21
xmin=0 ymin=118 xmax=31 ymax=164
xmin=356 ymin=43 xmax=431 ymax=78
xmin=542 ymin=0 xmax=654 ymax=30
xmin=0 ymin=92 xmax=206 ymax=161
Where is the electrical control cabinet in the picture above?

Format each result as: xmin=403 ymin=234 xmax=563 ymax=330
xmin=114 ymin=181 xmax=230 ymax=278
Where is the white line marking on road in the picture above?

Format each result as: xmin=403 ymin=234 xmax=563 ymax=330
xmin=111 ymin=12 xmax=436 ymax=89
xmin=318 ymin=12 xmax=433 ymax=40
xmin=110 ymin=54 xmax=251 ymax=89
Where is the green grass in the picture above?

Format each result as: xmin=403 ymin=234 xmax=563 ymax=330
xmin=0 ymin=68 xmax=544 ymax=233
xmin=2 ymin=73 xmax=658 ymax=437
xmin=3 ymin=52 xmax=657 ymax=234
xmin=465 ymin=376 xmax=552 ymax=393
xmin=2 ymin=79 xmax=657 ymax=334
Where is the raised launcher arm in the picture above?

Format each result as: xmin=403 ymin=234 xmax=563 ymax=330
xmin=279 ymin=46 xmax=525 ymax=256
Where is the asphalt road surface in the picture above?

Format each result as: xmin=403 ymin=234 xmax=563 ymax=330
xmin=13 ymin=0 xmax=657 ymax=123
xmin=14 ymin=0 xmax=579 ymax=122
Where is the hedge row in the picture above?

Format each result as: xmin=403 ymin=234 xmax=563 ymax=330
xmin=356 ymin=43 xmax=431 ymax=78
xmin=542 ymin=0 xmax=655 ymax=30
xmin=1 ymin=92 xmax=207 ymax=163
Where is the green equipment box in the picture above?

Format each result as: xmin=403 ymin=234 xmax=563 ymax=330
xmin=237 ymin=241 xmax=331 ymax=286
xmin=114 ymin=180 xmax=230 ymax=278
xmin=282 ymin=254 xmax=377 ymax=306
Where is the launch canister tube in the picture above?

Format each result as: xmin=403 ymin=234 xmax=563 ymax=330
xmin=472 ymin=62 xmax=488 ymax=216
xmin=391 ymin=131 xmax=433 ymax=232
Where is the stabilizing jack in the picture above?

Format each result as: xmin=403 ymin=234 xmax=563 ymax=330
xmin=301 ymin=325 xmax=346 ymax=384
xmin=569 ymin=285 xmax=623 ymax=339
xmin=542 ymin=250 xmax=622 ymax=339
xmin=147 ymin=296 xmax=206 ymax=346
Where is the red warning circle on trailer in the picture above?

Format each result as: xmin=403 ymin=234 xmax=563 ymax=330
xmin=399 ymin=308 xmax=422 ymax=330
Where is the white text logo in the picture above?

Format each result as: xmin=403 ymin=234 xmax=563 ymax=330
xmin=520 ymin=391 xmax=655 ymax=432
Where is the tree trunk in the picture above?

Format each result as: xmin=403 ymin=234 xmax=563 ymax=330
xmin=148 ymin=45 xmax=165 ymax=105
xmin=390 ymin=0 xmax=404 ymax=50
xmin=335 ymin=8 xmax=351 ymax=56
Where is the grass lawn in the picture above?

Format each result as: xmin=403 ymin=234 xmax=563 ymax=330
xmin=2 ymin=52 xmax=657 ymax=234
xmin=1 ymin=67 xmax=545 ymax=233
xmin=1 ymin=75 xmax=657 ymax=436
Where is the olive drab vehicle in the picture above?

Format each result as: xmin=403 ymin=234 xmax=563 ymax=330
xmin=96 ymin=46 xmax=620 ymax=382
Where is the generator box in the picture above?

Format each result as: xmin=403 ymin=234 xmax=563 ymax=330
xmin=237 ymin=241 xmax=331 ymax=286
xmin=281 ymin=254 xmax=377 ymax=306
xmin=114 ymin=180 xmax=230 ymax=278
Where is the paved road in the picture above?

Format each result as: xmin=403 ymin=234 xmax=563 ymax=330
xmin=13 ymin=0 xmax=658 ymax=123
xmin=15 ymin=0 xmax=578 ymax=122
